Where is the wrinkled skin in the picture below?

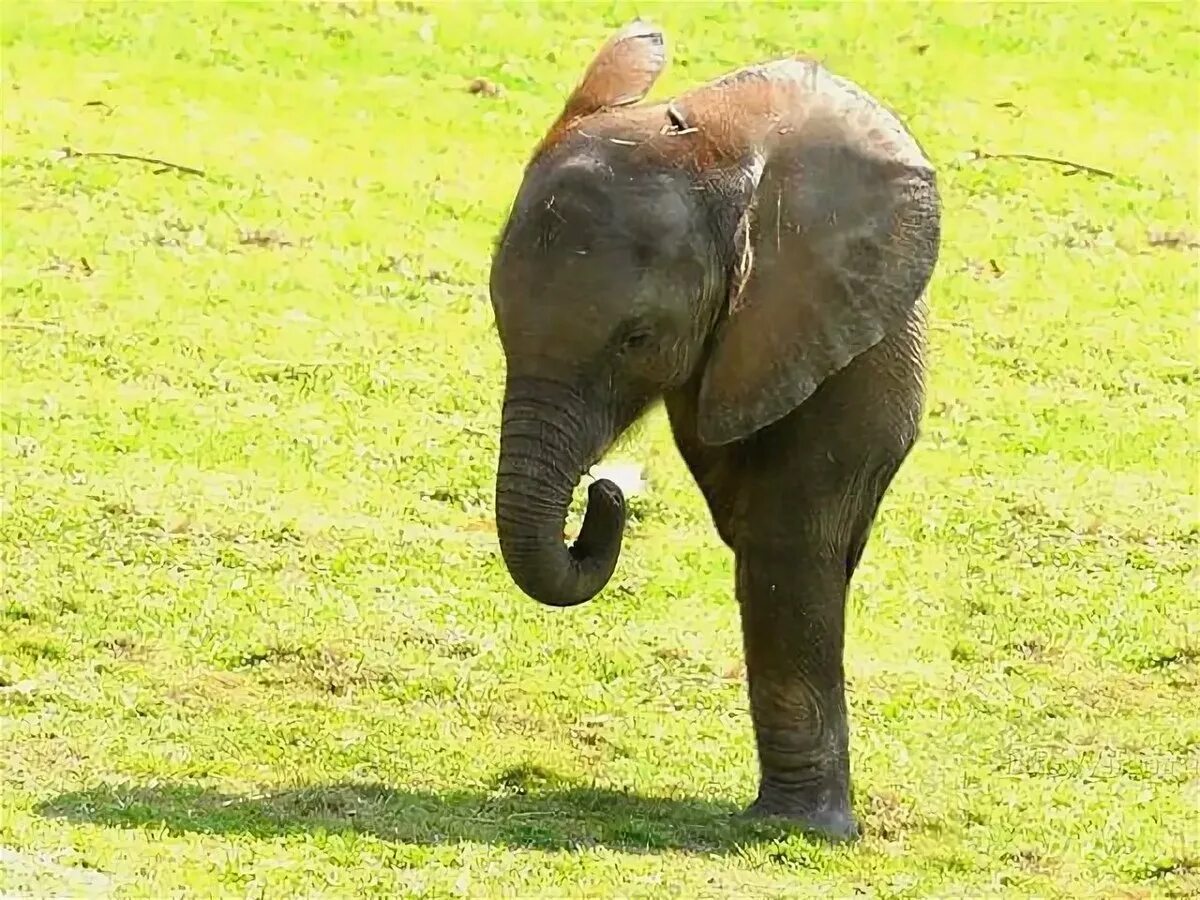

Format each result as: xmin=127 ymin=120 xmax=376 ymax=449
xmin=488 ymin=22 xmax=941 ymax=841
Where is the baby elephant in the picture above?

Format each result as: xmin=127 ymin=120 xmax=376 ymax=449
xmin=488 ymin=21 xmax=940 ymax=840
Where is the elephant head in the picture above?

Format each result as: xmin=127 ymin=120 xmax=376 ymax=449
xmin=489 ymin=21 xmax=940 ymax=607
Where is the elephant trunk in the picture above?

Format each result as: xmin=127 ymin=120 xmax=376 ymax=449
xmin=495 ymin=377 xmax=626 ymax=607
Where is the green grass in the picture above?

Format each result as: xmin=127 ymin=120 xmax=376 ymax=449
xmin=1 ymin=1 xmax=1197 ymax=896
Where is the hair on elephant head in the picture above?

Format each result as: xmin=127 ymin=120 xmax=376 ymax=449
xmin=489 ymin=20 xmax=940 ymax=609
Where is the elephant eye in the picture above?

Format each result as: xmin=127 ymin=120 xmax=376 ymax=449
xmin=620 ymin=327 xmax=653 ymax=353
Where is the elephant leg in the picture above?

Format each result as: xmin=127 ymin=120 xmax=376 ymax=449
xmin=735 ymin=533 xmax=855 ymax=838
xmin=736 ymin=454 xmax=905 ymax=841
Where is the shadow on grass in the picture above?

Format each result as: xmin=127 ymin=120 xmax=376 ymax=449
xmin=37 ymin=768 xmax=806 ymax=854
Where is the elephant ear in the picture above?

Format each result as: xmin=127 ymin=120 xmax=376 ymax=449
xmin=533 ymin=20 xmax=667 ymax=160
xmin=690 ymin=64 xmax=941 ymax=446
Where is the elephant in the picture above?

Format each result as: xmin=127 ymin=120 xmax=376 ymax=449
xmin=487 ymin=21 xmax=941 ymax=841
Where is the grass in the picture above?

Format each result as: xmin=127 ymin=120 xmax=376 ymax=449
xmin=0 ymin=1 xmax=1197 ymax=896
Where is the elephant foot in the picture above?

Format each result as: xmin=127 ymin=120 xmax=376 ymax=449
xmin=740 ymin=790 xmax=860 ymax=843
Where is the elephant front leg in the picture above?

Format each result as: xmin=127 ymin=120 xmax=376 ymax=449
xmin=736 ymin=539 xmax=857 ymax=840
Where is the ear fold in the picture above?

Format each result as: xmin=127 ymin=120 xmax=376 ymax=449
xmin=692 ymin=69 xmax=941 ymax=446
xmin=534 ymin=20 xmax=667 ymax=159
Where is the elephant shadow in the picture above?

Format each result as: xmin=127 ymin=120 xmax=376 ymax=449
xmin=37 ymin=769 xmax=805 ymax=855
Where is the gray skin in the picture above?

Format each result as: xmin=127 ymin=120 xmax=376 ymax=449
xmin=488 ymin=22 xmax=940 ymax=841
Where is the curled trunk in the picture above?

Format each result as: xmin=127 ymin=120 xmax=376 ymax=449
xmin=494 ymin=378 xmax=626 ymax=607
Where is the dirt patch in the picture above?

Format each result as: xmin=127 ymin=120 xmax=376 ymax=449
xmin=230 ymin=644 xmax=398 ymax=695
xmin=238 ymin=228 xmax=296 ymax=249
xmin=95 ymin=635 xmax=139 ymax=658
xmin=1005 ymin=637 xmax=1057 ymax=663
xmin=165 ymin=667 xmax=261 ymax=707
xmin=862 ymin=790 xmax=941 ymax=841
xmin=1002 ymin=846 xmax=1060 ymax=876
xmin=400 ymin=626 xmax=479 ymax=659
xmin=653 ymin=646 xmax=691 ymax=662
xmin=1147 ymin=228 xmax=1200 ymax=250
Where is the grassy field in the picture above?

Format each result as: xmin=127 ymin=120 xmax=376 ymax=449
xmin=1 ymin=1 xmax=1197 ymax=896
